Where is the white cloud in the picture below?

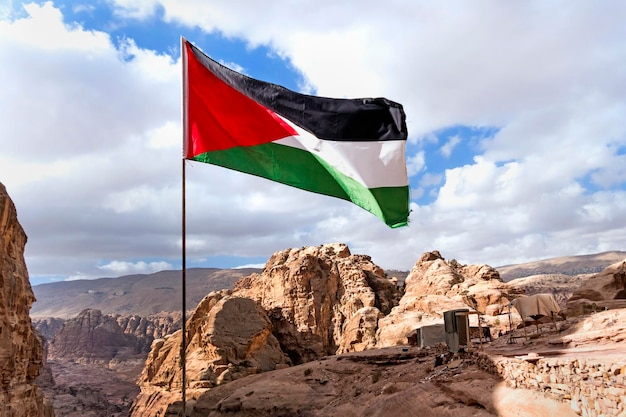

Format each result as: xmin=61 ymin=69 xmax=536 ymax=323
xmin=419 ymin=173 xmax=443 ymax=189
xmin=99 ymin=260 xmax=174 ymax=275
xmin=440 ymin=135 xmax=460 ymax=158
xmin=406 ymin=150 xmax=425 ymax=177
xmin=234 ymin=263 xmax=265 ymax=269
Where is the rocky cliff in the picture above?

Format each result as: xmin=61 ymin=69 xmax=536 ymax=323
xmin=0 ymin=182 xmax=54 ymax=417
xmin=567 ymin=258 xmax=626 ymax=315
xmin=29 ymin=310 xmax=181 ymax=416
xmin=130 ymin=244 xmax=522 ymax=416
xmin=234 ymin=244 xmax=402 ymax=360
xmin=39 ymin=309 xmax=181 ymax=363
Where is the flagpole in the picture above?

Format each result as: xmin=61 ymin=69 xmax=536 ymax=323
xmin=180 ymin=36 xmax=188 ymax=417
xmin=181 ymin=158 xmax=187 ymax=415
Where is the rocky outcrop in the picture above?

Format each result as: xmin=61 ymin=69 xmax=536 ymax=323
xmin=36 ymin=358 xmax=143 ymax=417
xmin=32 ymin=317 xmax=65 ymax=342
xmin=46 ymin=309 xmax=142 ymax=362
xmin=566 ymin=259 xmax=626 ymax=315
xmin=131 ymin=246 xmax=540 ymax=417
xmin=377 ymin=251 xmax=524 ymax=346
xmin=131 ymin=246 xmax=523 ymax=417
xmin=130 ymin=290 xmax=290 ymax=417
xmin=235 ymin=244 xmax=401 ymax=361
xmin=0 ymin=182 xmax=54 ymax=417
xmin=130 ymin=244 xmax=402 ymax=416
xmin=34 ymin=311 xmax=181 ymax=363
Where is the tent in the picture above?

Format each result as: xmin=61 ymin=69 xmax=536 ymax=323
xmin=407 ymin=324 xmax=446 ymax=348
xmin=511 ymin=293 xmax=561 ymax=320
xmin=509 ymin=294 xmax=562 ymax=338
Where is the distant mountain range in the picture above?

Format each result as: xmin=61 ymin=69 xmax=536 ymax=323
xmin=31 ymin=267 xmax=261 ymax=318
xmin=496 ymin=250 xmax=626 ymax=281
xmin=31 ymin=250 xmax=626 ymax=318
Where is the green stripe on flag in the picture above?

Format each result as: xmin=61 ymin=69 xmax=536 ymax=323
xmin=191 ymin=142 xmax=409 ymax=228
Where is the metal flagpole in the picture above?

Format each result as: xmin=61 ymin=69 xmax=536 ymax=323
xmin=181 ymin=158 xmax=187 ymax=415
xmin=180 ymin=36 xmax=188 ymax=417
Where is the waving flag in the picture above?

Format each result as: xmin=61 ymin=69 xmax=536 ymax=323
xmin=182 ymin=39 xmax=410 ymax=228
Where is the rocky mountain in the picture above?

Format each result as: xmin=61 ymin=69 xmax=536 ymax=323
xmin=5 ymin=171 xmax=624 ymax=417
xmin=39 ymin=309 xmax=181 ymax=363
xmin=497 ymin=251 xmax=626 ymax=281
xmin=127 ymin=246 xmax=626 ymax=417
xmin=30 ymin=310 xmax=181 ymax=416
xmin=129 ymin=244 xmax=525 ymax=417
xmin=0 ymin=183 xmax=54 ymax=417
xmin=31 ymin=268 xmax=261 ymax=318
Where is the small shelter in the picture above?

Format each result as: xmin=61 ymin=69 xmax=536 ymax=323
xmin=407 ymin=324 xmax=446 ymax=348
xmin=509 ymin=293 xmax=562 ymax=339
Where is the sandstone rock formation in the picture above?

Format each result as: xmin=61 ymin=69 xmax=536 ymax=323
xmin=36 ymin=358 xmax=142 ymax=417
xmin=234 ymin=244 xmax=402 ymax=360
xmin=377 ymin=251 xmax=524 ymax=346
xmin=131 ymin=245 xmax=529 ymax=417
xmin=30 ymin=310 xmax=181 ymax=416
xmin=41 ymin=309 xmax=181 ymax=363
xmin=130 ymin=289 xmax=290 ymax=417
xmin=131 ymin=244 xmax=402 ymax=416
xmin=47 ymin=309 xmax=144 ymax=362
xmin=566 ymin=258 xmax=626 ymax=315
xmin=0 ymin=182 xmax=54 ymax=417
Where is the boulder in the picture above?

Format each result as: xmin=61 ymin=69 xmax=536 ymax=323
xmin=130 ymin=291 xmax=288 ymax=417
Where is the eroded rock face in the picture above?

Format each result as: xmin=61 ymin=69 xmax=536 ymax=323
xmin=0 ymin=182 xmax=54 ymax=417
xmin=567 ymin=259 xmax=626 ymax=315
xmin=377 ymin=251 xmax=523 ymax=346
xmin=130 ymin=291 xmax=289 ymax=417
xmin=47 ymin=309 xmax=141 ymax=362
xmin=234 ymin=243 xmax=401 ymax=361
xmin=42 ymin=309 xmax=181 ymax=363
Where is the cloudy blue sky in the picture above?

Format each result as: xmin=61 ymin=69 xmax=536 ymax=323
xmin=1 ymin=1 xmax=625 ymax=285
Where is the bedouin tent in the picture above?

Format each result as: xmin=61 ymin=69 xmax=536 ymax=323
xmin=509 ymin=293 xmax=562 ymax=338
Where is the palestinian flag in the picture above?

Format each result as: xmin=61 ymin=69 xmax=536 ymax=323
xmin=182 ymin=38 xmax=410 ymax=228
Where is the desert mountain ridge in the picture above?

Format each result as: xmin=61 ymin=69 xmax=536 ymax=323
xmin=31 ymin=250 xmax=626 ymax=319
xmin=31 ymin=267 xmax=261 ymax=318
xmin=497 ymin=250 xmax=626 ymax=281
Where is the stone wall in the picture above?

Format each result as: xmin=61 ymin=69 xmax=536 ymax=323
xmin=473 ymin=352 xmax=626 ymax=417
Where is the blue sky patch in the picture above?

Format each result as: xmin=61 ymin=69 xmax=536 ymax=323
xmin=409 ymin=125 xmax=499 ymax=205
